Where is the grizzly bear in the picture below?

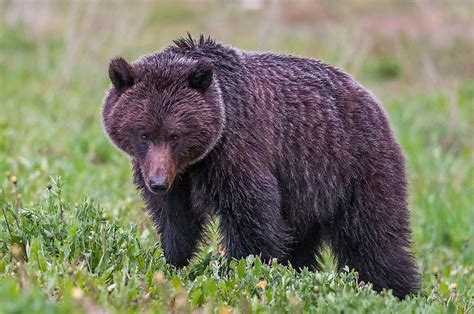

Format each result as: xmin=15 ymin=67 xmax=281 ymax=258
xmin=102 ymin=34 xmax=419 ymax=298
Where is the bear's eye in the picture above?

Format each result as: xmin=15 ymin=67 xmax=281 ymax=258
xmin=140 ymin=134 xmax=150 ymax=142
xmin=169 ymin=134 xmax=179 ymax=142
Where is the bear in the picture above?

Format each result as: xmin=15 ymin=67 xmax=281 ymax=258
xmin=102 ymin=34 xmax=419 ymax=298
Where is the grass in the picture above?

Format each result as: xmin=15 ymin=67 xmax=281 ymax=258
xmin=1 ymin=1 xmax=473 ymax=313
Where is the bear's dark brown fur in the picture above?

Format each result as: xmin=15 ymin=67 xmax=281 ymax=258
xmin=102 ymin=34 xmax=419 ymax=298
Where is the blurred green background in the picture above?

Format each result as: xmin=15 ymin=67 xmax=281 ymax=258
xmin=0 ymin=1 xmax=473 ymax=312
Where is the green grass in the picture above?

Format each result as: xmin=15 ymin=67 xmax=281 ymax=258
xmin=1 ymin=4 xmax=473 ymax=312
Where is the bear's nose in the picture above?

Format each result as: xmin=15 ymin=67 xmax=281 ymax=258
xmin=149 ymin=178 xmax=169 ymax=193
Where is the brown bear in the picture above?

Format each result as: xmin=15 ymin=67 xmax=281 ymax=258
xmin=102 ymin=34 xmax=419 ymax=298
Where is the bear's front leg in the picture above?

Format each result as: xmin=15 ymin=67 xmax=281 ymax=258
xmin=217 ymin=166 xmax=292 ymax=263
xmin=138 ymin=173 xmax=206 ymax=268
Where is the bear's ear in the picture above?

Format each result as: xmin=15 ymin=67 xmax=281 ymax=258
xmin=188 ymin=59 xmax=213 ymax=92
xmin=109 ymin=57 xmax=135 ymax=90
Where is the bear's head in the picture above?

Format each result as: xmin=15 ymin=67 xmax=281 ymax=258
xmin=102 ymin=54 xmax=225 ymax=194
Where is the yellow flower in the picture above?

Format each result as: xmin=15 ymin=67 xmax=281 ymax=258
xmin=256 ymin=280 xmax=267 ymax=288
xmin=10 ymin=244 xmax=22 ymax=260
xmin=219 ymin=306 xmax=232 ymax=314
xmin=71 ymin=287 xmax=84 ymax=301
xmin=153 ymin=271 xmax=165 ymax=285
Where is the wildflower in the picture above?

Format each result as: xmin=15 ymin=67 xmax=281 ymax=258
xmin=256 ymin=280 xmax=267 ymax=288
xmin=219 ymin=306 xmax=232 ymax=314
xmin=71 ymin=287 xmax=84 ymax=301
xmin=10 ymin=244 xmax=22 ymax=261
xmin=153 ymin=272 xmax=165 ymax=285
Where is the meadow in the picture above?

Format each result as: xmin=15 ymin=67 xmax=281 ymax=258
xmin=0 ymin=1 xmax=473 ymax=313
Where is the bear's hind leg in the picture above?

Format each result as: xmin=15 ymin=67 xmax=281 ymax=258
xmin=328 ymin=177 xmax=420 ymax=299
xmin=287 ymin=225 xmax=324 ymax=271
